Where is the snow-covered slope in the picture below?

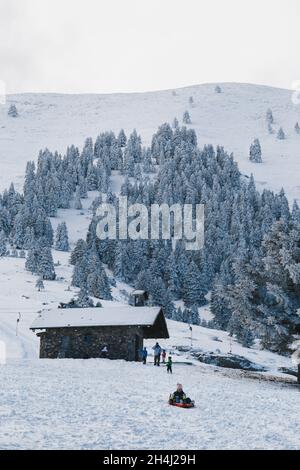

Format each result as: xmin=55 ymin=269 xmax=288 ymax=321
xmin=1 ymin=83 xmax=300 ymax=203
xmin=1 ymin=357 xmax=299 ymax=450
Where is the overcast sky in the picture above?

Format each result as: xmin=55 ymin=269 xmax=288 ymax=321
xmin=1 ymin=0 xmax=299 ymax=94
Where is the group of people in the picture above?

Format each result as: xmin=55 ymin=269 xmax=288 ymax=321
xmin=141 ymin=342 xmax=173 ymax=373
xmin=141 ymin=346 xmax=193 ymax=406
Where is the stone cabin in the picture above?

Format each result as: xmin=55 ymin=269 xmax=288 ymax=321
xmin=30 ymin=306 xmax=169 ymax=361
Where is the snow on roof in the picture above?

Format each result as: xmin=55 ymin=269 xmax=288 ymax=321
xmin=30 ymin=306 xmax=162 ymax=329
xmin=131 ymin=290 xmax=147 ymax=295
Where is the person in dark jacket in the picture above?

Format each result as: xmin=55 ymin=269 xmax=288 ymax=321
xmin=166 ymin=355 xmax=172 ymax=374
xmin=169 ymin=383 xmax=192 ymax=404
xmin=141 ymin=347 xmax=148 ymax=364
xmin=152 ymin=342 xmax=162 ymax=366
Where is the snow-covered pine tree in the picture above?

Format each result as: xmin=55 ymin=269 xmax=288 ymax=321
xmin=74 ymin=186 xmax=83 ymax=210
xmin=25 ymin=248 xmax=39 ymax=274
xmin=182 ymin=110 xmax=191 ymax=124
xmin=0 ymin=231 xmax=6 ymax=256
xmin=172 ymin=117 xmax=179 ymax=129
xmin=36 ymin=277 xmax=45 ymax=291
xmin=249 ymin=138 xmax=262 ymax=163
xmin=86 ymin=163 xmax=98 ymax=190
xmin=292 ymin=201 xmax=300 ymax=224
xmin=8 ymin=104 xmax=18 ymax=117
xmin=117 ymin=129 xmax=127 ymax=148
xmin=76 ymin=287 xmax=96 ymax=307
xmin=215 ymin=85 xmax=222 ymax=94
xmin=182 ymin=261 xmax=206 ymax=307
xmin=266 ymin=108 xmax=274 ymax=124
xmin=86 ymin=254 xmax=112 ymax=300
xmin=189 ymin=305 xmax=200 ymax=325
xmin=189 ymin=96 xmax=194 ymax=106
xmin=295 ymin=122 xmax=300 ymax=134
xmin=55 ymin=222 xmax=69 ymax=251
xmin=277 ymin=127 xmax=285 ymax=140
xmin=267 ymin=122 xmax=274 ymax=134
xmin=172 ymin=306 xmax=184 ymax=322
xmin=70 ymin=239 xmax=87 ymax=265
xmin=38 ymin=247 xmax=56 ymax=280
xmin=123 ymin=147 xmax=135 ymax=176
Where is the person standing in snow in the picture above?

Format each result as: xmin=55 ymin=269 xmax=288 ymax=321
xmin=161 ymin=349 xmax=167 ymax=363
xmin=141 ymin=347 xmax=148 ymax=365
xmin=167 ymin=355 xmax=173 ymax=374
xmin=152 ymin=342 xmax=162 ymax=366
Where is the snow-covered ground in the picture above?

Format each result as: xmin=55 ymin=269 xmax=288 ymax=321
xmin=1 ymin=83 xmax=300 ymax=203
xmin=1 ymin=356 xmax=299 ymax=450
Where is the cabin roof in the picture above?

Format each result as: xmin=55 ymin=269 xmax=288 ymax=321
xmin=30 ymin=306 xmax=165 ymax=330
xmin=131 ymin=290 xmax=147 ymax=295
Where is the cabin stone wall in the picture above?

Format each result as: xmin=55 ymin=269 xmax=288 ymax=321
xmin=38 ymin=325 xmax=144 ymax=361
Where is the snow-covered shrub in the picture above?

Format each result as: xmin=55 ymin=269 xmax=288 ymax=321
xmin=8 ymin=104 xmax=18 ymax=118
xmin=249 ymin=138 xmax=262 ymax=163
xmin=182 ymin=110 xmax=191 ymax=124
xmin=277 ymin=127 xmax=285 ymax=140
xmin=55 ymin=222 xmax=69 ymax=252
xmin=266 ymin=108 xmax=274 ymax=124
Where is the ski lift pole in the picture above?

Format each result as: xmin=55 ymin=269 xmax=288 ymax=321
xmin=16 ymin=313 xmax=21 ymax=336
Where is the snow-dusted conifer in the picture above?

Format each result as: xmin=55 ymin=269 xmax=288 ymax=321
xmin=118 ymin=129 xmax=127 ymax=148
xmin=172 ymin=117 xmax=179 ymax=129
xmin=70 ymin=239 xmax=87 ymax=265
xmin=266 ymin=108 xmax=274 ymax=124
xmin=249 ymin=138 xmax=262 ymax=163
xmin=55 ymin=222 xmax=69 ymax=251
xmin=8 ymin=104 xmax=18 ymax=117
xmin=36 ymin=277 xmax=45 ymax=291
xmin=0 ymin=231 xmax=6 ymax=256
xmin=277 ymin=127 xmax=285 ymax=140
xmin=25 ymin=248 xmax=39 ymax=274
xmin=182 ymin=261 xmax=206 ymax=307
xmin=74 ymin=186 xmax=82 ymax=210
xmin=38 ymin=247 xmax=56 ymax=280
xmin=182 ymin=110 xmax=191 ymax=124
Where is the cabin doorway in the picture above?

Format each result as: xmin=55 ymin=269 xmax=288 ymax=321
xmin=58 ymin=335 xmax=71 ymax=358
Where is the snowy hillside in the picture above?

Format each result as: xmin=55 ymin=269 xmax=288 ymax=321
xmin=1 ymin=83 xmax=300 ymax=203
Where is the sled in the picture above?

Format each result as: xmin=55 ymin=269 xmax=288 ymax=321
xmin=169 ymin=401 xmax=195 ymax=409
